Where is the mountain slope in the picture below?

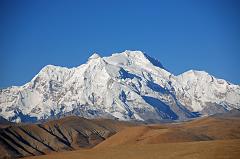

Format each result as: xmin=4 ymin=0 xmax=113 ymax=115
xmin=0 ymin=116 xmax=134 ymax=158
xmin=95 ymin=115 xmax=240 ymax=148
xmin=26 ymin=140 xmax=240 ymax=159
xmin=25 ymin=112 xmax=240 ymax=159
xmin=0 ymin=50 xmax=240 ymax=122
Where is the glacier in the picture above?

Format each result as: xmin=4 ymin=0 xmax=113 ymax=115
xmin=0 ymin=50 xmax=240 ymax=122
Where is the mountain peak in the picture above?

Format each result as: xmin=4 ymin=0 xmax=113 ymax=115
xmin=38 ymin=64 xmax=70 ymax=75
xmin=181 ymin=70 xmax=209 ymax=76
xmin=41 ymin=64 xmax=60 ymax=70
xmin=124 ymin=50 xmax=164 ymax=68
xmin=88 ymin=53 xmax=101 ymax=60
xmin=104 ymin=50 xmax=164 ymax=69
xmin=123 ymin=50 xmax=144 ymax=56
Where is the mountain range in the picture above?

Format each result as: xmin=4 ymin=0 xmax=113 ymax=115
xmin=0 ymin=50 xmax=240 ymax=122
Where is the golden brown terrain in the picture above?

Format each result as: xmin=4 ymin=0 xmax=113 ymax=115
xmin=1 ymin=110 xmax=240 ymax=159
xmin=26 ymin=114 xmax=240 ymax=159
xmin=96 ymin=117 xmax=240 ymax=147
xmin=27 ymin=139 xmax=240 ymax=159
xmin=0 ymin=116 xmax=135 ymax=158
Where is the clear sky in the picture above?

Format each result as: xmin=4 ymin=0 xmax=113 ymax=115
xmin=1 ymin=0 xmax=240 ymax=88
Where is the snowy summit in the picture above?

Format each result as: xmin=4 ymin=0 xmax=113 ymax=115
xmin=88 ymin=53 xmax=101 ymax=60
xmin=0 ymin=50 xmax=240 ymax=123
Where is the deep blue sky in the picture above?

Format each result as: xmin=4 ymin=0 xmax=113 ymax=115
xmin=1 ymin=0 xmax=240 ymax=88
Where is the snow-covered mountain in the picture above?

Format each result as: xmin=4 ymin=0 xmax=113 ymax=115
xmin=1 ymin=50 xmax=240 ymax=122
